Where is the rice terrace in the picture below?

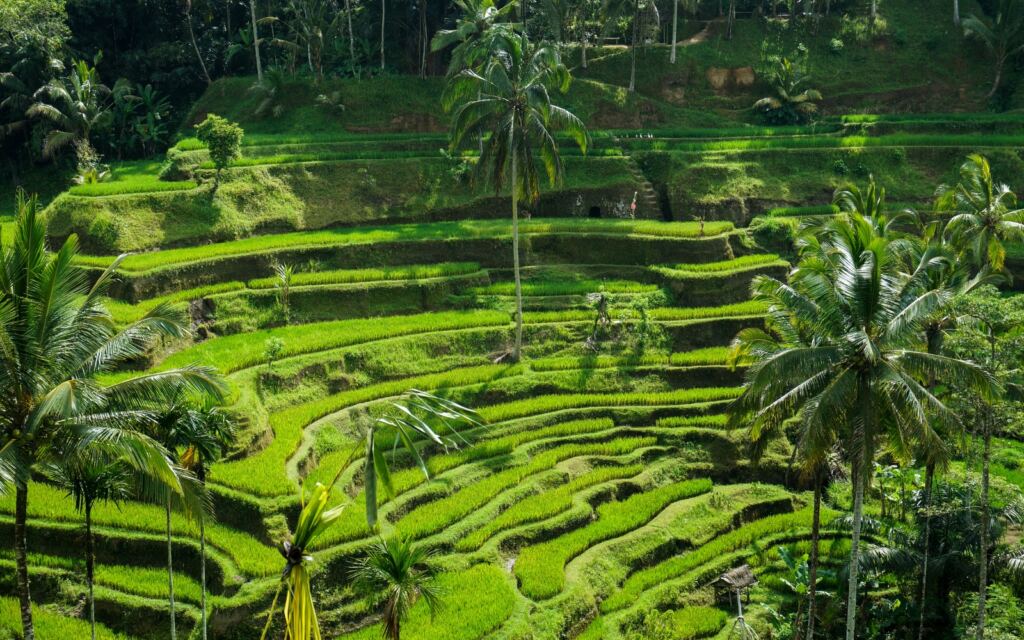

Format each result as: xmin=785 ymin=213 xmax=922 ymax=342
xmin=3 ymin=0 xmax=1024 ymax=639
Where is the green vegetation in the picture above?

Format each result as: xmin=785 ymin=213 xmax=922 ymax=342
xmin=4 ymin=1 xmax=1024 ymax=639
xmin=515 ymin=478 xmax=713 ymax=599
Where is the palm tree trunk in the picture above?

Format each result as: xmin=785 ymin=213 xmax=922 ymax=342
xmin=670 ymin=0 xmax=679 ymax=63
xmin=511 ymin=154 xmax=523 ymax=361
xmin=807 ymin=470 xmax=821 ymax=640
xmin=380 ymin=0 xmax=386 ymax=70
xmin=918 ymin=462 xmax=934 ymax=640
xmin=846 ymin=454 xmax=865 ymax=640
xmin=977 ymin=410 xmax=991 ymax=640
xmin=345 ymin=0 xmax=356 ymax=78
xmin=15 ymin=484 xmax=34 ymax=640
xmin=628 ymin=0 xmax=638 ymax=92
xmin=953 ymin=0 xmax=960 ymax=26
xmin=870 ymin=0 xmax=877 ymax=24
xmin=987 ymin=60 xmax=1003 ymax=99
xmin=87 ymin=501 xmax=96 ymax=640
xmin=419 ymin=0 xmax=428 ymax=78
xmin=250 ymin=0 xmax=263 ymax=82
xmin=727 ymin=0 xmax=736 ymax=39
xmin=200 ymin=510 xmax=208 ymax=640
xmin=166 ymin=495 xmax=177 ymax=640
xmin=187 ymin=4 xmax=213 ymax=85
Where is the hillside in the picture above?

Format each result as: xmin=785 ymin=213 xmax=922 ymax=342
xmin=3 ymin=1 xmax=1024 ymax=639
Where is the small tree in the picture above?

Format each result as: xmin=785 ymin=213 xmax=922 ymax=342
xmin=194 ymin=114 xmax=243 ymax=188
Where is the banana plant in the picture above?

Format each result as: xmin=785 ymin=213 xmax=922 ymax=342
xmin=260 ymin=390 xmax=480 ymax=640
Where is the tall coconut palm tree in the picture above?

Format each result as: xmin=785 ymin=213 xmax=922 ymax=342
xmin=350 ymin=536 xmax=441 ymax=640
xmin=603 ymin=0 xmax=643 ymax=92
xmin=431 ymin=0 xmax=519 ymax=76
xmin=160 ymin=402 xmax=234 ymax=640
xmin=250 ymin=0 xmax=264 ymax=81
xmin=730 ymin=275 xmax=847 ymax=640
xmin=729 ymin=212 xmax=993 ymax=640
xmin=444 ymin=34 xmax=588 ymax=361
xmin=0 ymin=191 xmax=225 ymax=640
xmin=938 ymin=154 xmax=1024 ymax=272
xmin=962 ymin=0 xmax=1024 ymax=98
xmin=669 ymin=0 xmax=697 ymax=63
xmin=43 ymin=454 xmax=133 ymax=640
xmin=27 ymin=59 xmax=111 ymax=159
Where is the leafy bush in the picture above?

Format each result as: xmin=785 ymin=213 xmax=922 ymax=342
xmin=194 ymin=113 xmax=244 ymax=184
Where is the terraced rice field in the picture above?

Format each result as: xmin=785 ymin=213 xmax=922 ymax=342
xmin=3 ymin=125 xmax=892 ymax=640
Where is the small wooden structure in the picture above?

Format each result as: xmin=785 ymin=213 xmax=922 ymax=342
xmin=713 ymin=565 xmax=759 ymax=639
xmin=712 ymin=564 xmax=758 ymax=605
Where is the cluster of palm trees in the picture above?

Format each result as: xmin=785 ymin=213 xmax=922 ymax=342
xmin=730 ymin=153 xmax=1024 ymax=640
xmin=2 ymin=53 xmax=172 ymax=168
xmin=0 ymin=191 xmax=230 ymax=640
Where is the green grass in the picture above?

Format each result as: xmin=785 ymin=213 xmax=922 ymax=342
xmin=524 ymin=300 xmax=766 ymax=324
xmin=599 ymin=506 xmax=839 ymax=612
xmin=313 ymin=419 xmax=638 ymax=545
xmin=478 ymin=387 xmax=741 ymax=423
xmin=215 ymin=363 xmax=519 ymax=496
xmin=149 ymin=310 xmax=510 ymax=375
xmin=514 ymin=478 xmax=713 ymax=599
xmin=75 ymin=218 xmax=733 ymax=273
xmin=659 ymin=254 xmax=788 ymax=274
xmin=0 ymin=482 xmax=279 ymax=577
xmin=670 ymin=606 xmax=730 ymax=639
xmin=67 ymin=160 xmax=197 ymax=197
xmin=338 ymin=564 xmax=515 ymax=640
xmin=247 ymin=262 xmax=481 ymax=289
xmin=623 ymin=133 xmax=1024 ymax=153
xmin=457 ymin=463 xmax=645 ymax=550
xmin=398 ymin=437 xmax=657 ymax=540
xmin=0 ymin=598 xmax=138 ymax=640
xmin=468 ymin=279 xmax=659 ymax=297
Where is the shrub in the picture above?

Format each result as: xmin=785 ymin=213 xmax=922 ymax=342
xmin=829 ymin=38 xmax=845 ymax=54
xmin=194 ymin=113 xmax=244 ymax=186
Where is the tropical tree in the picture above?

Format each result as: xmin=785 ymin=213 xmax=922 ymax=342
xmin=444 ymin=34 xmax=589 ymax=361
xmin=260 ymin=390 xmax=479 ymax=640
xmin=670 ymin=0 xmax=698 ymax=63
xmin=753 ymin=56 xmax=822 ymax=125
xmin=431 ymin=0 xmax=519 ymax=76
xmin=945 ymin=286 xmax=1024 ymax=639
xmin=43 ymin=454 xmax=133 ymax=640
xmin=962 ymin=0 xmax=1024 ymax=98
xmin=729 ymin=211 xmax=993 ymax=640
xmin=0 ymin=191 xmax=225 ymax=640
xmin=250 ymin=0 xmax=264 ymax=81
xmin=184 ymin=0 xmax=213 ymax=85
xmin=938 ymin=154 xmax=1024 ymax=272
xmin=158 ymin=401 xmax=235 ymax=640
xmin=603 ymin=0 xmax=645 ymax=92
xmin=730 ymin=278 xmax=844 ymax=640
xmin=194 ymin=113 xmax=244 ymax=188
xmin=27 ymin=58 xmax=111 ymax=159
xmin=275 ymin=0 xmax=340 ymax=81
xmin=350 ymin=536 xmax=441 ymax=640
